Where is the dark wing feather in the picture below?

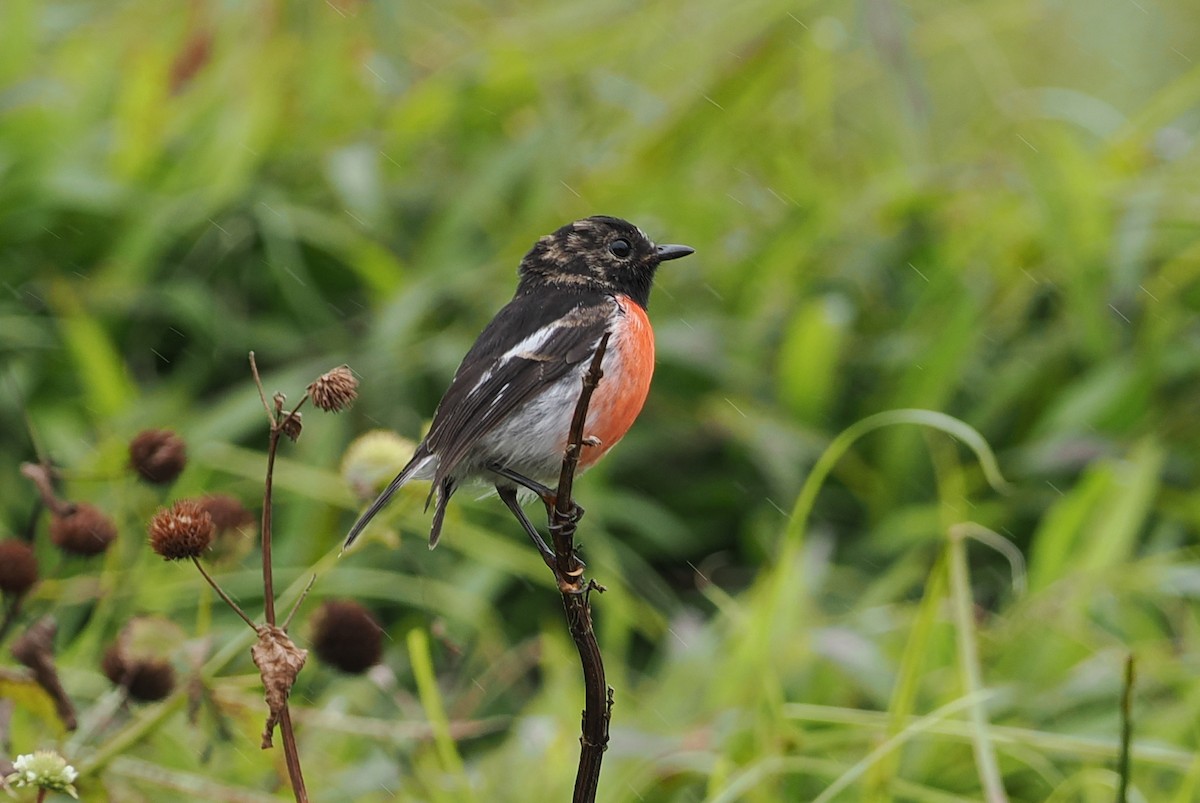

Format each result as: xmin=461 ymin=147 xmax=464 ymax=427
xmin=422 ymin=292 xmax=615 ymax=484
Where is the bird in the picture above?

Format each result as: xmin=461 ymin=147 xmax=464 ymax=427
xmin=343 ymin=216 xmax=693 ymax=560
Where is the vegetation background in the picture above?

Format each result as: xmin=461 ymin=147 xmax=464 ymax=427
xmin=2 ymin=0 xmax=1199 ymax=800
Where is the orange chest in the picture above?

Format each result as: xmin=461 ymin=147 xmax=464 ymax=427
xmin=579 ymin=297 xmax=655 ymax=467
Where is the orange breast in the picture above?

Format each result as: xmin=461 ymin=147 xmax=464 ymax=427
xmin=578 ymin=296 xmax=655 ymax=469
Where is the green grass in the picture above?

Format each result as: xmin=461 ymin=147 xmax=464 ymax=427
xmin=3 ymin=0 xmax=1200 ymax=800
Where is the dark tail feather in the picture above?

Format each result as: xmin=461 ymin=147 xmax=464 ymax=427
xmin=428 ymin=477 xmax=456 ymax=550
xmin=342 ymin=454 xmax=428 ymax=551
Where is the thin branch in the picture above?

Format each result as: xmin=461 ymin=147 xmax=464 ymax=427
xmin=11 ymin=617 xmax=77 ymax=731
xmin=192 ymin=558 xmax=257 ymax=630
xmin=248 ymin=352 xmax=277 ymax=429
xmin=19 ymin=462 xmax=72 ymax=517
xmin=288 ymin=393 xmax=310 ymax=420
xmin=282 ymin=575 xmax=317 ymax=632
xmin=545 ymin=333 xmax=613 ymax=803
xmin=277 ymin=707 xmax=306 ymax=799
xmin=554 ymin=333 xmax=611 ymax=519
xmin=248 ymin=351 xmax=308 ymax=802
xmin=260 ymin=429 xmax=281 ymax=627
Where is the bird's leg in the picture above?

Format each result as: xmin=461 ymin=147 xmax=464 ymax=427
xmin=489 ymin=464 xmax=554 ymax=503
xmin=496 ymin=484 xmax=555 ymax=570
xmin=484 ymin=460 xmax=583 ymax=561
xmin=488 ymin=463 xmax=585 ymax=523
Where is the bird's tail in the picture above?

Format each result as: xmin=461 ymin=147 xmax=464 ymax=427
xmin=342 ymin=452 xmax=434 ymax=550
xmin=427 ymin=476 xmax=456 ymax=551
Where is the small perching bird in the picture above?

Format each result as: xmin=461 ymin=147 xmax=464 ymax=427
xmin=344 ymin=216 xmax=693 ymax=559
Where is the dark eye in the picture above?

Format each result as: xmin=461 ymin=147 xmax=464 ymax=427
xmin=609 ymin=239 xmax=632 ymax=258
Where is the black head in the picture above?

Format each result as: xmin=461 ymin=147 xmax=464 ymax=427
xmin=515 ymin=216 xmax=693 ymax=308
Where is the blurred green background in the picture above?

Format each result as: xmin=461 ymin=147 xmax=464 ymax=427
xmin=3 ymin=0 xmax=1199 ymax=800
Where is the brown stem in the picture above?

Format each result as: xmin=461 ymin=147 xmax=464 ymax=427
xmin=11 ymin=617 xmax=77 ymax=731
xmin=261 ymin=429 xmax=281 ymax=627
xmin=247 ymin=352 xmax=307 ymax=802
xmin=282 ymin=575 xmax=317 ymax=632
xmin=18 ymin=462 xmax=72 ymax=517
xmin=248 ymin=352 xmax=277 ymax=430
xmin=545 ymin=333 xmax=613 ymax=803
xmin=192 ymin=558 xmax=257 ymax=630
xmin=278 ymin=706 xmax=307 ymax=799
xmin=289 ymin=393 xmax=310 ymax=419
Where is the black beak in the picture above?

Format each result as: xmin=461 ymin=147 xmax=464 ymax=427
xmin=656 ymin=244 xmax=695 ymax=262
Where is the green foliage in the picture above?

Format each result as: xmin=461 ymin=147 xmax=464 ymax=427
xmin=2 ymin=0 xmax=1199 ymax=800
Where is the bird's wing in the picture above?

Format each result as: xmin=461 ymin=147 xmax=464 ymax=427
xmin=423 ymin=292 xmax=616 ymax=483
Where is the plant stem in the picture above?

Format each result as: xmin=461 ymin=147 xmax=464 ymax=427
xmin=191 ymin=558 xmax=256 ymax=630
xmin=948 ymin=526 xmax=1008 ymax=803
xmin=546 ymin=333 xmax=612 ymax=803
xmin=19 ymin=462 xmax=72 ymax=517
xmin=1117 ymin=653 xmax=1135 ymax=803
xmin=247 ymin=351 xmax=307 ymax=802
xmin=261 ymin=427 xmax=307 ymax=802
xmin=278 ymin=707 xmax=307 ymax=801
xmin=260 ymin=429 xmax=280 ymax=627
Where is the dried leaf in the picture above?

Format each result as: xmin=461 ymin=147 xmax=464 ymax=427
xmin=251 ymin=625 xmax=307 ymax=749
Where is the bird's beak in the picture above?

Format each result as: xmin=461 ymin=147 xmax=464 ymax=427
xmin=656 ymin=244 xmax=695 ymax=262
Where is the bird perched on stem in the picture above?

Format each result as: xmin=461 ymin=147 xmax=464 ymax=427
xmin=343 ymin=216 xmax=693 ymax=562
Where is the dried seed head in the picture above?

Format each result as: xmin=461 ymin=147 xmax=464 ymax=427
xmin=307 ymin=365 xmax=358 ymax=413
xmin=280 ymin=411 xmax=303 ymax=442
xmin=50 ymin=504 xmax=118 ymax=557
xmin=310 ymin=599 xmax=383 ymax=674
xmin=196 ymin=494 xmax=257 ymax=564
xmin=0 ymin=540 xmax=38 ymax=597
xmin=197 ymin=494 xmax=256 ymax=534
xmin=129 ymin=429 xmax=188 ymax=484
xmin=101 ymin=617 xmax=182 ymax=702
xmin=149 ymin=499 xmax=215 ymax=561
xmin=101 ymin=614 xmax=180 ymax=700
xmin=101 ymin=644 xmax=175 ymax=702
xmin=341 ymin=430 xmax=417 ymax=501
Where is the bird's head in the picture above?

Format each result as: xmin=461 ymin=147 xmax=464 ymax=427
xmin=516 ymin=216 xmax=693 ymax=308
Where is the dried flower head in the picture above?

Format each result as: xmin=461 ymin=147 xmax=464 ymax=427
xmin=197 ymin=494 xmax=256 ymax=533
xmin=129 ymin=429 xmax=188 ymax=484
xmin=149 ymin=499 xmax=214 ymax=560
xmin=280 ymin=411 xmax=303 ymax=442
xmin=101 ymin=644 xmax=176 ymax=702
xmin=5 ymin=750 xmax=78 ymax=799
xmin=194 ymin=494 xmax=256 ymax=565
xmin=0 ymin=539 xmax=38 ymax=597
xmin=307 ymin=365 xmax=358 ymax=413
xmin=50 ymin=503 xmax=118 ymax=557
xmin=101 ymin=617 xmax=182 ymax=702
xmin=310 ymin=599 xmax=384 ymax=674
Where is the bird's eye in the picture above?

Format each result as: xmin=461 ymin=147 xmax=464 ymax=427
xmin=609 ymin=239 xmax=632 ymax=258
